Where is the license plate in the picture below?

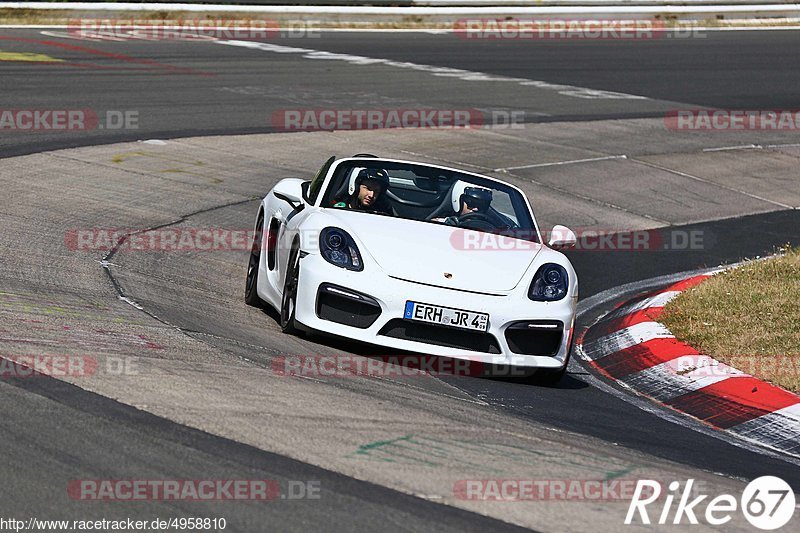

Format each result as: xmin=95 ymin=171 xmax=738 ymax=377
xmin=404 ymin=301 xmax=489 ymax=332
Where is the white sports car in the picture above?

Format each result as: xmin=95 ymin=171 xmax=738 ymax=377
xmin=245 ymin=155 xmax=578 ymax=382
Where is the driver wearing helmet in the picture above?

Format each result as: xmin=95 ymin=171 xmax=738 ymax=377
xmin=439 ymin=186 xmax=493 ymax=226
xmin=333 ymin=168 xmax=392 ymax=214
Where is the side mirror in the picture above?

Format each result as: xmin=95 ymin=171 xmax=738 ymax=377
xmin=273 ymin=179 xmax=304 ymax=209
xmin=548 ymin=224 xmax=577 ymax=249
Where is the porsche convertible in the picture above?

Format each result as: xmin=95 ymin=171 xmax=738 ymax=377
xmin=245 ymin=155 xmax=578 ymax=382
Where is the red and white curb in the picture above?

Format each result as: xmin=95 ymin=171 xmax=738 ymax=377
xmin=577 ymin=273 xmax=800 ymax=458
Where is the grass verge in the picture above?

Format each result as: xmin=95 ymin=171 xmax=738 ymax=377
xmin=661 ymin=246 xmax=800 ymax=393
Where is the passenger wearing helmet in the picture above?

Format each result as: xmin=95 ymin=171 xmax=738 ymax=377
xmin=333 ymin=168 xmax=392 ymax=214
xmin=440 ymin=186 xmax=493 ymax=226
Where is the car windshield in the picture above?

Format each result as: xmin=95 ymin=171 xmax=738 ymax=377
xmin=321 ymin=159 xmax=538 ymax=242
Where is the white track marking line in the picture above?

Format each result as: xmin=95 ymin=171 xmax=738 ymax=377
xmin=702 ymin=144 xmax=761 ymax=152
xmin=701 ymin=143 xmax=800 ymax=152
xmin=39 ymin=30 xmax=111 ymax=42
xmin=766 ymin=142 xmax=800 ymax=148
xmin=216 ymin=39 xmax=648 ymax=101
xmin=494 ymin=154 xmax=627 ymax=172
xmin=630 ymin=157 xmax=796 ymax=209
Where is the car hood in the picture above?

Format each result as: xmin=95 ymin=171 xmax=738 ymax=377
xmin=325 ymin=210 xmax=543 ymax=292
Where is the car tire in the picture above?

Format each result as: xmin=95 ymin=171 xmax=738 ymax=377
xmin=280 ymin=243 xmax=301 ymax=334
xmin=531 ymin=341 xmax=572 ymax=386
xmin=245 ymin=214 xmax=265 ymax=308
xmin=532 ymin=364 xmax=567 ymax=386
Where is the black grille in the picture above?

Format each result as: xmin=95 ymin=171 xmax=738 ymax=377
xmin=316 ymin=284 xmax=381 ymax=329
xmin=378 ymin=319 xmax=501 ymax=354
xmin=504 ymin=321 xmax=563 ymax=356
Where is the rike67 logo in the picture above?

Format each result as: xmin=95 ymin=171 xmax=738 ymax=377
xmin=626 ymin=477 xmax=795 ymax=530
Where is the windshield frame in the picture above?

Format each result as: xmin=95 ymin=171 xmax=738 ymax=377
xmin=315 ymin=157 xmax=542 ymax=243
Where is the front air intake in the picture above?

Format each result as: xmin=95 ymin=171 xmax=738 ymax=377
xmin=316 ymin=284 xmax=381 ymax=329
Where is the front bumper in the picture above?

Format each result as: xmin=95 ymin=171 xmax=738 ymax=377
xmin=294 ymin=254 xmax=576 ymax=368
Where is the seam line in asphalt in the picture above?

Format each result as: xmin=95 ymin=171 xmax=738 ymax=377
xmin=629 ymin=156 xmax=795 ymax=209
xmin=494 ymin=154 xmax=628 ymax=172
xmin=517 ymin=170 xmax=670 ymax=225
xmin=94 ymin=198 xmax=263 ymax=365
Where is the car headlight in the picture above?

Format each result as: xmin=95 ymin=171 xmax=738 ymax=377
xmin=529 ymin=263 xmax=568 ymax=301
xmin=320 ymin=227 xmax=364 ymax=271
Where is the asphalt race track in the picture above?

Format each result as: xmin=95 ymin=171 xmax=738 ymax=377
xmin=2 ymin=29 xmax=800 ymax=157
xmin=1 ymin=28 xmax=799 ymax=531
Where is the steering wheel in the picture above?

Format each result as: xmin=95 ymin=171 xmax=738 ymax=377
xmin=456 ymin=211 xmax=498 ymax=231
xmin=385 ymin=188 xmax=446 ymax=208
